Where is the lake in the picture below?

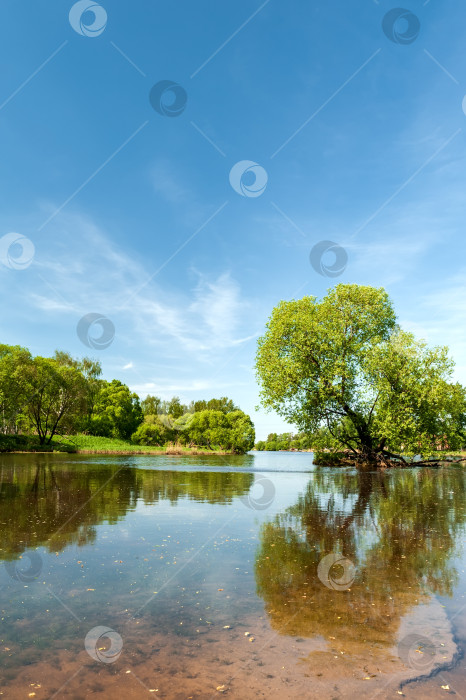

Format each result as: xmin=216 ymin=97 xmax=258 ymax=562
xmin=1 ymin=452 xmax=465 ymax=699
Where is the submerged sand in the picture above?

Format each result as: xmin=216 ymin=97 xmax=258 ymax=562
xmin=2 ymin=597 xmax=459 ymax=699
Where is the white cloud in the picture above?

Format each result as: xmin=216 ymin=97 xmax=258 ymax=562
xmin=130 ymin=379 xmax=244 ymax=399
xmin=29 ymin=294 xmax=77 ymax=313
xmin=189 ymin=271 xmax=248 ymax=344
xmin=400 ymin=271 xmax=466 ymax=384
xmin=23 ymin=211 xmax=256 ymax=361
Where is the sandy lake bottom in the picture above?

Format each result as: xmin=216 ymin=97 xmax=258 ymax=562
xmin=1 ymin=452 xmax=465 ymax=699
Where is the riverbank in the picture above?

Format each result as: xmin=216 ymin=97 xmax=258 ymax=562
xmin=0 ymin=434 xmax=236 ymax=456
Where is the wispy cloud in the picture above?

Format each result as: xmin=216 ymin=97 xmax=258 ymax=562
xmin=151 ymin=159 xmax=192 ymax=205
xmin=400 ymin=271 xmax=466 ymax=383
xmin=130 ymin=379 xmax=243 ymax=398
xmin=18 ymin=211 xmax=256 ymax=361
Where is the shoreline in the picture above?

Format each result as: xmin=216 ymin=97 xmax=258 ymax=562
xmin=1 ymin=448 xmax=238 ymax=456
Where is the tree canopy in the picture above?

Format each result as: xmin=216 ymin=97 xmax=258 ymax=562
xmin=255 ymin=284 xmax=466 ymax=467
xmin=0 ymin=343 xmax=253 ymax=453
xmin=88 ymin=379 xmax=143 ymax=440
xmin=133 ymin=408 xmax=255 ymax=453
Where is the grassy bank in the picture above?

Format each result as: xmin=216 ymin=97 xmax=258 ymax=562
xmin=0 ymin=434 xmax=235 ymax=456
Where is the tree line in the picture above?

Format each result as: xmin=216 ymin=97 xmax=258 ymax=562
xmin=0 ymin=344 xmax=255 ymax=453
xmin=255 ymin=432 xmax=313 ymax=451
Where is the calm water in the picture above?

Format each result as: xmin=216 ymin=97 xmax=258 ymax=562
xmin=1 ymin=452 xmax=465 ymax=699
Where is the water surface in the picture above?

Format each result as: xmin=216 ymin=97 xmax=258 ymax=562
xmin=1 ymin=452 xmax=465 ymax=698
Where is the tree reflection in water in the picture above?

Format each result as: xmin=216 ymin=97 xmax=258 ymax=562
xmin=0 ymin=454 xmax=254 ymax=561
xmin=255 ymin=468 xmax=466 ymax=658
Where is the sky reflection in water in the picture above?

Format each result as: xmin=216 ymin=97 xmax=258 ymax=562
xmin=0 ymin=452 xmax=465 ymax=698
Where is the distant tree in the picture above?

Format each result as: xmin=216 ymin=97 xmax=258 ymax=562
xmin=53 ymin=351 xmax=102 ymax=433
xmin=207 ymin=397 xmax=238 ymax=413
xmin=89 ymin=380 xmax=143 ymax=440
xmin=189 ymin=399 xmax=208 ymax=413
xmin=168 ymin=396 xmax=185 ymax=419
xmin=186 ymin=409 xmax=254 ymax=453
xmin=186 ymin=410 xmax=224 ymax=448
xmin=225 ymin=410 xmax=255 ymax=452
xmin=131 ymin=415 xmax=173 ymax=446
xmin=189 ymin=397 xmax=239 ymax=414
xmin=22 ymin=356 xmax=88 ymax=444
xmin=172 ymin=413 xmax=195 ymax=442
xmin=255 ymin=431 xmax=313 ymax=451
xmin=141 ymin=395 xmax=162 ymax=416
xmin=0 ymin=344 xmax=32 ymax=434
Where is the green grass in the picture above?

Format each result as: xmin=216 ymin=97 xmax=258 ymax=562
xmin=60 ymin=434 xmax=164 ymax=452
xmin=0 ymin=433 xmax=232 ymax=455
xmin=0 ymin=434 xmax=75 ymax=453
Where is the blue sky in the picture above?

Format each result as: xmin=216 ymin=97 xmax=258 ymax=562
xmin=1 ymin=0 xmax=466 ymax=439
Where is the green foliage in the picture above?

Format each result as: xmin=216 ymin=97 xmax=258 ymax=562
xmin=22 ymin=356 xmax=88 ymax=444
xmin=0 ymin=344 xmax=34 ymax=434
xmin=67 ymin=434 xmax=165 ymax=452
xmin=254 ymin=431 xmax=312 ymax=451
xmin=141 ymin=394 xmax=239 ymax=417
xmin=0 ymin=345 xmax=101 ymax=444
xmin=131 ymin=415 xmax=175 ymax=446
xmin=312 ymin=450 xmax=349 ymax=466
xmin=185 ymin=409 xmax=255 ymax=453
xmin=88 ymin=379 xmax=143 ymax=440
xmin=189 ymin=397 xmax=239 ymax=413
xmin=131 ymin=421 xmax=165 ymax=446
xmin=167 ymin=396 xmax=184 ymax=419
xmin=0 ymin=343 xmax=254 ymax=451
xmin=256 ymin=284 xmax=466 ymax=464
xmin=141 ymin=395 xmax=162 ymax=415
xmin=0 ymin=434 xmax=74 ymax=453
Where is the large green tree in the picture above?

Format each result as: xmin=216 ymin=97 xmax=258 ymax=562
xmin=89 ymin=379 xmax=143 ymax=439
xmin=53 ymin=351 xmax=102 ymax=433
xmin=131 ymin=414 xmax=176 ymax=446
xmin=0 ymin=344 xmax=32 ymax=434
xmin=0 ymin=346 xmax=101 ymax=443
xmin=22 ymin=356 xmax=88 ymax=444
xmin=186 ymin=409 xmax=255 ymax=453
xmin=255 ymin=284 xmax=466 ymax=468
